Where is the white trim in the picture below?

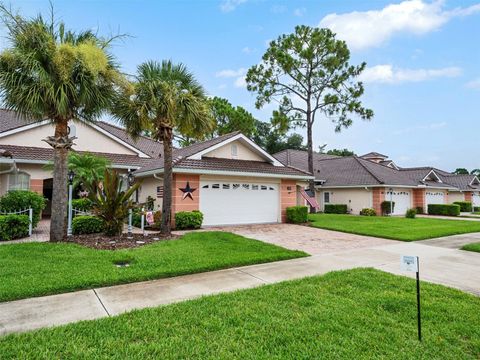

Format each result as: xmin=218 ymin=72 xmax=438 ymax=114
xmin=187 ymin=133 xmax=283 ymax=166
xmin=315 ymin=184 xmax=458 ymax=190
xmin=0 ymin=119 xmax=50 ymax=138
xmin=470 ymin=176 xmax=480 ymax=186
xmin=0 ymin=158 xmax=140 ymax=169
xmin=89 ymin=123 xmax=150 ymax=158
xmin=135 ymin=167 xmax=314 ymax=180
xmin=422 ymin=169 xmax=442 ymax=183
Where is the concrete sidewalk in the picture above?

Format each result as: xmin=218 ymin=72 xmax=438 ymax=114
xmin=1 ymin=241 xmax=479 ymax=337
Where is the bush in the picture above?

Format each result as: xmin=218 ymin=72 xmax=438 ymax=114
xmin=428 ymin=204 xmax=460 ymax=216
xmin=0 ymin=214 xmax=30 ymax=241
xmin=71 ymin=198 xmax=93 ymax=212
xmin=453 ymin=201 xmax=472 ymax=212
xmin=405 ymin=208 xmax=416 ymax=219
xmin=324 ymin=204 xmax=348 ymax=214
xmin=415 ymin=206 xmax=424 ymax=215
xmin=381 ymin=201 xmax=395 ymax=215
xmin=474 ymin=206 xmax=480 ymax=213
xmin=175 ymin=210 xmax=203 ymax=230
xmin=286 ymin=206 xmax=308 ymax=223
xmin=72 ymin=216 xmax=105 ymax=235
xmin=360 ymin=208 xmax=376 ymax=216
xmin=0 ymin=190 xmax=46 ymax=228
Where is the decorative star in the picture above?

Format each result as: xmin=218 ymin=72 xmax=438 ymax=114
xmin=179 ymin=181 xmax=197 ymax=200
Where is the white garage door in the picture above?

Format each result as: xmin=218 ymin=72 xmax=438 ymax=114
xmin=385 ymin=190 xmax=411 ymax=215
xmin=426 ymin=191 xmax=445 ymax=206
xmin=200 ymin=180 xmax=279 ymax=226
xmin=472 ymin=192 xmax=480 ymax=207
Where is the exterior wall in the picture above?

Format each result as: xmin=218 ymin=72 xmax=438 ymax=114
xmin=14 ymin=164 xmax=52 ymax=180
xmin=137 ymin=176 xmax=163 ymax=210
xmin=0 ymin=121 xmax=137 ymax=155
xmin=203 ymin=140 xmax=264 ymax=161
xmin=372 ymin=187 xmax=385 ymax=215
xmin=448 ymin=191 xmax=465 ymax=203
xmin=316 ymin=188 xmax=373 ymax=215
xmin=172 ymin=174 xmax=200 ymax=216
xmin=280 ymin=179 xmax=297 ymax=222
xmin=465 ymin=191 xmax=473 ymax=203
xmin=30 ymin=179 xmax=43 ymax=194
xmin=412 ymin=189 xmax=425 ymax=212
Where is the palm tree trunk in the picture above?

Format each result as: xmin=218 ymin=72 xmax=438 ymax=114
xmin=49 ymin=121 xmax=70 ymax=242
xmin=161 ymin=127 xmax=173 ymax=236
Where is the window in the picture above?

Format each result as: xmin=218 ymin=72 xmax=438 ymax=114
xmin=212 ymin=183 xmax=220 ymax=189
xmin=222 ymin=184 xmax=230 ymax=189
xmin=324 ymin=192 xmax=330 ymax=203
xmin=8 ymin=172 xmax=30 ymax=191
xmin=231 ymin=144 xmax=238 ymax=158
xmin=202 ymin=184 xmax=209 ymax=189
xmin=233 ymin=184 xmax=240 ymax=190
xmin=252 ymin=184 xmax=258 ymax=190
xmin=242 ymin=184 xmax=250 ymax=190
xmin=269 ymin=186 xmax=275 ymax=191
xmin=261 ymin=185 xmax=267 ymax=190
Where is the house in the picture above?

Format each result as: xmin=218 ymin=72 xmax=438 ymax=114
xmin=275 ymin=149 xmax=480 ymax=215
xmin=0 ymin=110 xmax=314 ymax=225
xmin=133 ymin=132 xmax=313 ymax=226
xmin=0 ymin=109 xmax=161 ymax=216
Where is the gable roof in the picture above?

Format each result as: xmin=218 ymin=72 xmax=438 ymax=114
xmin=274 ymin=149 xmax=338 ymax=172
xmin=438 ymin=174 xmax=480 ymax=191
xmin=360 ymin=151 xmax=388 ymax=159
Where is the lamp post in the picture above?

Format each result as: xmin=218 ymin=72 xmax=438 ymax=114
xmin=389 ymin=187 xmax=394 ymax=216
xmin=67 ymin=170 xmax=75 ymax=236
xmin=127 ymin=170 xmax=135 ymax=238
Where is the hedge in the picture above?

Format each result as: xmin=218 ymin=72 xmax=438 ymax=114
xmin=405 ymin=208 xmax=416 ymax=219
xmin=286 ymin=206 xmax=308 ymax=223
xmin=72 ymin=198 xmax=93 ymax=212
xmin=474 ymin=206 xmax=480 ymax=213
xmin=427 ymin=204 xmax=460 ymax=216
xmin=0 ymin=190 xmax=46 ymax=228
xmin=381 ymin=201 xmax=395 ymax=215
xmin=175 ymin=210 xmax=203 ymax=230
xmin=0 ymin=214 xmax=30 ymax=241
xmin=415 ymin=206 xmax=425 ymax=215
xmin=360 ymin=208 xmax=376 ymax=216
xmin=72 ymin=216 xmax=105 ymax=235
xmin=453 ymin=201 xmax=472 ymax=213
xmin=324 ymin=204 xmax=348 ymax=214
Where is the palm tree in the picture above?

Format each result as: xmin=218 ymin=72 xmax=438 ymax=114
xmin=0 ymin=6 xmax=122 ymax=241
xmin=113 ymin=60 xmax=213 ymax=235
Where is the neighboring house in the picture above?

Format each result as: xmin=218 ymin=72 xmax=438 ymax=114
xmin=275 ymin=149 xmax=479 ymax=215
xmin=0 ymin=109 xmax=161 ymax=216
xmin=134 ymin=132 xmax=313 ymax=226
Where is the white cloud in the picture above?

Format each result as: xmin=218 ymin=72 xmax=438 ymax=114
xmin=359 ymin=64 xmax=462 ymax=84
xmin=215 ymin=68 xmax=247 ymax=78
xmin=466 ymin=77 xmax=480 ymax=89
xmin=242 ymin=46 xmax=253 ymax=54
xmin=220 ymin=0 xmax=247 ymax=13
xmin=234 ymin=76 xmax=247 ymax=88
xmin=319 ymin=0 xmax=480 ymax=50
xmin=293 ymin=7 xmax=306 ymax=17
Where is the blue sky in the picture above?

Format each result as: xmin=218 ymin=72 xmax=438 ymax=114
xmin=5 ymin=0 xmax=480 ymax=171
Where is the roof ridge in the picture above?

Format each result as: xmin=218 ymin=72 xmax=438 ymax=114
xmin=354 ymin=157 xmax=385 ymax=184
xmin=97 ymin=121 xmax=160 ymax=143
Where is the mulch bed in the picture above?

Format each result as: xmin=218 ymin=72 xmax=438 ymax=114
xmin=68 ymin=233 xmax=179 ymax=250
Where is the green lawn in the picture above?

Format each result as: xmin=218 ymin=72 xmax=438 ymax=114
xmin=309 ymin=214 xmax=480 ymax=241
xmin=1 ymin=269 xmax=479 ymax=359
xmin=0 ymin=231 xmax=306 ymax=302
xmin=461 ymin=242 xmax=480 ymax=253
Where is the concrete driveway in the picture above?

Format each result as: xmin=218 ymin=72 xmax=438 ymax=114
xmin=198 ymin=223 xmax=400 ymax=255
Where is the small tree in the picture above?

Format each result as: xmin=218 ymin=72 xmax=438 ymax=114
xmin=246 ymin=26 xmax=373 ymax=190
xmin=88 ymin=169 xmax=140 ymax=236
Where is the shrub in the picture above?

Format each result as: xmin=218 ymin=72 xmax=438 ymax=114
xmin=0 ymin=190 xmax=46 ymax=228
xmin=405 ymin=208 xmax=416 ymax=219
xmin=72 ymin=216 xmax=105 ymax=235
xmin=72 ymin=198 xmax=93 ymax=212
xmin=0 ymin=214 xmax=30 ymax=241
xmin=474 ymin=206 xmax=480 ymax=213
xmin=381 ymin=201 xmax=395 ymax=215
xmin=324 ymin=204 xmax=348 ymax=214
xmin=415 ymin=206 xmax=424 ymax=215
xmin=453 ymin=201 xmax=472 ymax=212
xmin=428 ymin=204 xmax=460 ymax=216
xmin=360 ymin=208 xmax=376 ymax=216
xmin=175 ymin=210 xmax=203 ymax=230
xmin=286 ymin=206 xmax=308 ymax=223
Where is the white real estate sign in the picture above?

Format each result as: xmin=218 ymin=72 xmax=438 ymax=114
xmin=400 ymin=255 xmax=419 ymax=272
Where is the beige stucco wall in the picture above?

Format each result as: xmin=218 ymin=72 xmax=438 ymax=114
xmin=448 ymin=191 xmax=465 ymax=203
xmin=137 ymin=176 xmax=163 ymax=210
xmin=203 ymin=140 xmax=265 ymax=161
xmin=15 ymin=164 xmax=52 ymax=180
xmin=0 ymin=121 xmax=137 ymax=155
xmin=316 ymin=188 xmax=373 ymax=214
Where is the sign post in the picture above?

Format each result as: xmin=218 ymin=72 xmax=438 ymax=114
xmin=400 ymin=255 xmax=421 ymax=342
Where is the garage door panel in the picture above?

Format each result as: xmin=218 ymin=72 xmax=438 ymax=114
xmin=426 ymin=191 xmax=445 ymax=206
xmin=386 ymin=190 xmax=411 ymax=215
xmin=200 ymin=181 xmax=279 ymax=226
xmin=473 ymin=192 xmax=480 ymax=207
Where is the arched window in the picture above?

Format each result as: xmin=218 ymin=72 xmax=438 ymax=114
xmin=8 ymin=172 xmax=30 ymax=191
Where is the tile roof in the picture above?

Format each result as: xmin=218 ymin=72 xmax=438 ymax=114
xmin=360 ymin=151 xmax=388 ymax=158
xmin=0 ymin=145 xmax=152 ymax=168
xmin=273 ymin=149 xmax=338 ymax=172
xmin=0 ymin=109 xmax=38 ymax=133
xmin=438 ymin=174 xmax=480 ymax=191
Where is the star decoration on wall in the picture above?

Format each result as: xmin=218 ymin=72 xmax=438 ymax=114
xmin=179 ymin=181 xmax=197 ymax=200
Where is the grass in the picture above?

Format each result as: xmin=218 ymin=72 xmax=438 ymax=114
xmin=0 ymin=268 xmax=479 ymax=359
xmin=309 ymin=214 xmax=480 ymax=241
xmin=461 ymin=242 xmax=480 ymax=253
xmin=0 ymin=231 xmax=306 ymax=303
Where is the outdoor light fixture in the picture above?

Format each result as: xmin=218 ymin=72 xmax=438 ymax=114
xmin=68 ymin=170 xmax=75 ymax=184
xmin=127 ymin=170 xmax=135 ymax=186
